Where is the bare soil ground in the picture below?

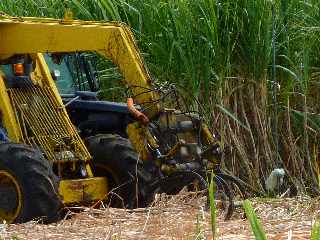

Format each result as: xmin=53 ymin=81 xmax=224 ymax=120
xmin=1 ymin=194 xmax=319 ymax=240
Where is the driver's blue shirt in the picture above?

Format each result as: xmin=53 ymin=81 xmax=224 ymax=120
xmin=0 ymin=125 xmax=9 ymax=142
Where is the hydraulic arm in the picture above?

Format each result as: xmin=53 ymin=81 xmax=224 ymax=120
xmin=0 ymin=15 xmax=160 ymax=119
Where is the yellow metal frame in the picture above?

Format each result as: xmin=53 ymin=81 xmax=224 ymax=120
xmin=0 ymin=16 xmax=160 ymax=120
xmin=59 ymin=177 xmax=108 ymax=204
xmin=0 ymin=74 xmax=23 ymax=141
xmin=8 ymin=55 xmax=92 ymax=165
xmin=127 ymin=122 xmax=159 ymax=161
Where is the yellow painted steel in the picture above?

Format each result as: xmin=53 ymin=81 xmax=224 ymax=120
xmin=9 ymin=85 xmax=92 ymax=164
xmin=201 ymin=123 xmax=216 ymax=145
xmin=126 ymin=123 xmax=149 ymax=161
xmin=0 ymin=16 xmax=160 ymax=120
xmin=0 ymin=170 xmax=22 ymax=223
xmin=36 ymin=53 xmax=64 ymax=106
xmin=201 ymin=123 xmax=221 ymax=166
xmin=0 ymin=74 xmax=23 ymax=142
xmin=127 ymin=122 xmax=159 ymax=161
xmin=59 ymin=177 xmax=108 ymax=204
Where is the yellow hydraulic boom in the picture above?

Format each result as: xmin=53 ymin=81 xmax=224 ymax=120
xmin=0 ymin=15 xmax=160 ymax=121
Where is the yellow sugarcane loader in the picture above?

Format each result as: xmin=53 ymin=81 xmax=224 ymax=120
xmin=0 ymin=13 xmax=245 ymax=223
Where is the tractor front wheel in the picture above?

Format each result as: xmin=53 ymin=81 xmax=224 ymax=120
xmin=0 ymin=143 xmax=62 ymax=223
xmin=85 ymin=134 xmax=146 ymax=208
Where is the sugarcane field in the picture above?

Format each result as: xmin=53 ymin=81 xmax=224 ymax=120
xmin=0 ymin=0 xmax=320 ymax=239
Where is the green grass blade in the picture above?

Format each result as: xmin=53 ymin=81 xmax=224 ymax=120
xmin=311 ymin=220 xmax=320 ymax=240
xmin=217 ymin=104 xmax=250 ymax=131
xmin=243 ymin=200 xmax=267 ymax=240
xmin=208 ymin=173 xmax=216 ymax=239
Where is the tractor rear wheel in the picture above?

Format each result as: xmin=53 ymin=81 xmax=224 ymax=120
xmin=85 ymin=134 xmax=146 ymax=208
xmin=0 ymin=143 xmax=62 ymax=223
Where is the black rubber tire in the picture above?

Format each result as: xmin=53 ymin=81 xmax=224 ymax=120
xmin=151 ymin=171 xmax=208 ymax=195
xmin=85 ymin=134 xmax=145 ymax=208
xmin=0 ymin=143 xmax=62 ymax=223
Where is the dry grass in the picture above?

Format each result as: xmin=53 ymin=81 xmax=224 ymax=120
xmin=1 ymin=194 xmax=319 ymax=240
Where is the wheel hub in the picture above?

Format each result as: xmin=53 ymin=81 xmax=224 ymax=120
xmin=0 ymin=171 xmax=22 ymax=223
